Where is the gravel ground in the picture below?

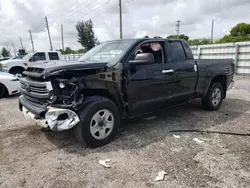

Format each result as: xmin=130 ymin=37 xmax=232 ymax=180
xmin=0 ymin=76 xmax=250 ymax=188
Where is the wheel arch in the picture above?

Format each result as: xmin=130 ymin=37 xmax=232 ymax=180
xmin=209 ymin=75 xmax=227 ymax=98
xmin=9 ymin=66 xmax=25 ymax=74
xmin=80 ymin=89 xmax=125 ymax=117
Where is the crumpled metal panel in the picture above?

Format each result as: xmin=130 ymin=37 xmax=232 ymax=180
xmin=45 ymin=108 xmax=80 ymax=131
xmin=22 ymin=106 xmax=80 ymax=131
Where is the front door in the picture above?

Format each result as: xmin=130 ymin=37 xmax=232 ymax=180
xmin=28 ymin=52 xmax=47 ymax=66
xmin=125 ymin=41 xmax=176 ymax=116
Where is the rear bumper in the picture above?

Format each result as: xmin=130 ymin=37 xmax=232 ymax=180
xmin=19 ymin=95 xmax=80 ymax=131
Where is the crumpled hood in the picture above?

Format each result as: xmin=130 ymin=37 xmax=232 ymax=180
xmin=24 ymin=60 xmax=108 ymax=78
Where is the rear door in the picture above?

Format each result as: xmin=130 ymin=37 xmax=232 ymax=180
xmin=126 ymin=40 xmax=176 ymax=115
xmin=168 ymin=41 xmax=197 ymax=102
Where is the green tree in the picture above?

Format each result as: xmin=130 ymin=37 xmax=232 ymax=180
xmin=216 ymin=35 xmax=250 ymax=43
xmin=167 ymin=34 xmax=189 ymax=41
xmin=62 ymin=47 xmax=75 ymax=54
xmin=76 ymin=19 xmax=98 ymax=51
xmin=1 ymin=47 xmax=10 ymax=57
xmin=230 ymin=23 xmax=250 ymax=37
xmin=77 ymin=48 xmax=87 ymax=54
xmin=18 ymin=49 xmax=27 ymax=55
xmin=153 ymin=36 xmax=162 ymax=39
xmin=188 ymin=38 xmax=210 ymax=45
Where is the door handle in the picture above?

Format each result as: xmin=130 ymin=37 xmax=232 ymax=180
xmin=162 ymin=69 xmax=174 ymax=74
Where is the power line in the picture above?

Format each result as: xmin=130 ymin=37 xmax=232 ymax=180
xmin=91 ymin=0 xmax=134 ymax=21
xmin=90 ymin=4 xmax=119 ymax=20
xmin=50 ymin=0 xmax=102 ymax=20
xmin=176 ymin=20 xmax=181 ymax=39
xmin=56 ymin=0 xmax=112 ymax=22
xmin=48 ymin=0 xmax=88 ymax=17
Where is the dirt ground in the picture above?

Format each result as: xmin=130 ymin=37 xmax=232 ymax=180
xmin=0 ymin=77 xmax=250 ymax=188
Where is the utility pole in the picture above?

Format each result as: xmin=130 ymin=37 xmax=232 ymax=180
xmin=45 ymin=16 xmax=53 ymax=50
xmin=211 ymin=19 xmax=214 ymax=43
xmin=176 ymin=20 xmax=181 ymax=39
xmin=29 ymin=30 xmax=34 ymax=51
xmin=19 ymin=37 xmax=24 ymax=49
xmin=61 ymin=25 xmax=64 ymax=51
xmin=119 ymin=0 xmax=123 ymax=39
xmin=12 ymin=43 xmax=16 ymax=56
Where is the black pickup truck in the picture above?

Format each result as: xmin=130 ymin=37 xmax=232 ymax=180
xmin=19 ymin=38 xmax=234 ymax=147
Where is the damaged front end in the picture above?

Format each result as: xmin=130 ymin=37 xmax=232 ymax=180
xmin=19 ymin=67 xmax=91 ymax=131
xmin=19 ymin=62 xmax=122 ymax=131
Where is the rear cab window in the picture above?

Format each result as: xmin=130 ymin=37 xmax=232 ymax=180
xmin=169 ymin=41 xmax=186 ymax=63
xmin=48 ymin=52 xmax=59 ymax=60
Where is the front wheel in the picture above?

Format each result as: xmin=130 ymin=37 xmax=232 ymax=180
xmin=74 ymin=99 xmax=120 ymax=148
xmin=0 ymin=84 xmax=8 ymax=98
xmin=201 ymin=82 xmax=224 ymax=111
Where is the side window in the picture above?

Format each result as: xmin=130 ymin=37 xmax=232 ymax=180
xmin=135 ymin=42 xmax=164 ymax=64
xmin=49 ymin=52 xmax=59 ymax=60
xmin=170 ymin=41 xmax=186 ymax=63
xmin=32 ymin=53 xmax=46 ymax=61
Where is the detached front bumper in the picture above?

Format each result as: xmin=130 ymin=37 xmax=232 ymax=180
xmin=19 ymin=96 xmax=80 ymax=131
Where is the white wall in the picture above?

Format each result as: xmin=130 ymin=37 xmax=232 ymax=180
xmin=190 ymin=41 xmax=250 ymax=76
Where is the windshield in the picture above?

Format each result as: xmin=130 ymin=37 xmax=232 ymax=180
xmin=22 ymin=52 xmax=34 ymax=60
xmin=13 ymin=55 xmax=24 ymax=60
xmin=78 ymin=40 xmax=136 ymax=64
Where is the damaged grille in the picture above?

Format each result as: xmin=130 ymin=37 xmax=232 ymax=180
xmin=21 ymin=82 xmax=48 ymax=94
xmin=23 ymin=67 xmax=46 ymax=79
xmin=20 ymin=78 xmax=52 ymax=105
xmin=26 ymin=67 xmax=44 ymax=73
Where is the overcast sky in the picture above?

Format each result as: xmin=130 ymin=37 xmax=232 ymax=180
xmin=0 ymin=0 xmax=250 ymax=55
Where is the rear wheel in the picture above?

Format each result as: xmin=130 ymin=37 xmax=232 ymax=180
xmin=0 ymin=84 xmax=8 ymax=98
xmin=201 ymin=82 xmax=223 ymax=111
xmin=74 ymin=99 xmax=120 ymax=148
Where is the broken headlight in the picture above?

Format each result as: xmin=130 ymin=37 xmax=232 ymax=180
xmin=51 ymin=79 xmax=79 ymax=105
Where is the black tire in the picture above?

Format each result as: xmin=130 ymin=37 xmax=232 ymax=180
xmin=0 ymin=84 xmax=8 ymax=98
xmin=201 ymin=82 xmax=224 ymax=111
xmin=74 ymin=98 xmax=120 ymax=148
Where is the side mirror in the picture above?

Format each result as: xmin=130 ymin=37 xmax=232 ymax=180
xmin=129 ymin=53 xmax=154 ymax=65
xmin=29 ymin=57 xmax=34 ymax=62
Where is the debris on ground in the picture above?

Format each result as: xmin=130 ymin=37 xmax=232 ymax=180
xmin=193 ymin=138 xmax=203 ymax=144
xmin=173 ymin=134 xmax=180 ymax=138
xmin=99 ymin=159 xmax=111 ymax=168
xmin=155 ymin=170 xmax=167 ymax=181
